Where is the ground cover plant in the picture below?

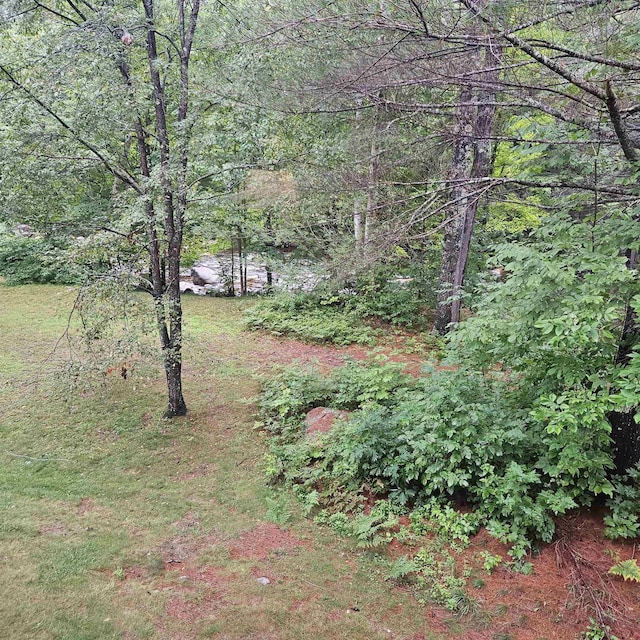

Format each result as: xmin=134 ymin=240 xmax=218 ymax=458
xmin=245 ymin=292 xmax=379 ymax=346
xmin=244 ymin=266 xmax=433 ymax=346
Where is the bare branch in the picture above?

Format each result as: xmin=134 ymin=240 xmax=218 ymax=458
xmin=458 ymin=0 xmax=607 ymax=101
xmin=528 ymin=39 xmax=640 ymax=72
xmin=33 ymin=0 xmax=80 ymax=25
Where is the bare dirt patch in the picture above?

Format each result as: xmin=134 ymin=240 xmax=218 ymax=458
xmin=419 ymin=513 xmax=640 ymax=640
xmin=76 ymin=497 xmax=94 ymax=515
xmin=228 ymin=523 xmax=309 ymax=561
xmin=173 ymin=464 xmax=215 ymax=481
xmin=165 ymin=593 xmax=224 ymax=622
xmin=39 ymin=522 xmax=69 ymax=536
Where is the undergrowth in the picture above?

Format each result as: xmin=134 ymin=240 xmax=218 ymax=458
xmin=259 ymin=216 xmax=640 ymax=562
xmin=245 ymin=293 xmax=378 ymax=345
xmin=245 ymin=266 xmax=432 ymax=345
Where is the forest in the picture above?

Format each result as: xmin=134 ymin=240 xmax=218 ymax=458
xmin=1 ymin=1 xmax=640 ymax=639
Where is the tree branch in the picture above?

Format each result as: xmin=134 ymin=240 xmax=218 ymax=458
xmin=0 ymin=64 xmax=142 ymax=193
xmin=33 ymin=0 xmax=80 ymax=25
xmin=458 ymin=0 xmax=607 ymax=101
xmin=605 ymin=80 xmax=638 ymax=162
xmin=528 ymin=39 xmax=640 ymax=72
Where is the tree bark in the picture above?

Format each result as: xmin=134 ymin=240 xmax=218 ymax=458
xmin=434 ymin=83 xmax=475 ymax=334
xmin=609 ymin=249 xmax=640 ymax=471
xmin=450 ymin=45 xmax=501 ymax=327
xmin=354 ymin=196 xmax=364 ymax=248
xmin=434 ymin=38 xmax=500 ymax=334
xmin=140 ymin=0 xmax=199 ymax=417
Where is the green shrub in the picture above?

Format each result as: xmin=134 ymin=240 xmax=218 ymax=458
xmin=259 ymin=366 xmax=335 ymax=432
xmin=604 ymin=465 xmax=640 ymax=539
xmin=245 ymin=264 xmax=433 ymax=345
xmin=260 ymin=360 xmax=414 ymax=434
xmin=245 ymin=293 xmax=377 ymax=345
xmin=260 ymin=215 xmax=640 ymax=557
xmin=0 ymin=235 xmax=80 ymax=285
xmin=409 ymin=501 xmax=481 ymax=545
xmin=344 ymin=267 xmax=432 ymax=328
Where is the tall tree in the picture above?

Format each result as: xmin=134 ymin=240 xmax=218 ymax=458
xmin=457 ymin=0 xmax=640 ymax=469
xmin=1 ymin=0 xmax=203 ymax=417
xmin=434 ymin=39 xmax=501 ymax=333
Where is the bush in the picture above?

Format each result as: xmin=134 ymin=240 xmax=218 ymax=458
xmin=245 ymin=293 xmax=378 ymax=345
xmin=245 ymin=264 xmax=433 ymax=345
xmin=260 ymin=360 xmax=414 ymax=432
xmin=0 ymin=235 xmax=80 ymax=285
xmin=344 ymin=267 xmax=432 ymax=328
xmin=263 ymin=363 xmax=603 ymax=557
xmin=260 ymin=215 xmax=640 ymax=557
xmin=604 ymin=465 xmax=640 ymax=539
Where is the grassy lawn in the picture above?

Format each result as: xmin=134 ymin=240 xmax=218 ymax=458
xmin=0 ymin=285 xmax=440 ymax=640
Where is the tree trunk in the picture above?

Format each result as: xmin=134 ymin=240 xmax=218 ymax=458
xmin=450 ymin=45 xmax=501 ymax=326
xmin=243 ymin=239 xmax=248 ymax=296
xmin=609 ymin=249 xmax=640 ymax=471
xmin=434 ymin=41 xmax=500 ymax=334
xmin=164 ymin=341 xmax=187 ymax=417
xmin=118 ymin=47 xmax=184 ymax=417
xmin=354 ymin=196 xmax=364 ymax=248
xmin=229 ymin=240 xmax=236 ymax=296
xmin=364 ymin=130 xmax=379 ymax=245
xmin=141 ymin=0 xmax=199 ymax=417
xmin=265 ymin=210 xmax=274 ymax=288
xmin=434 ymin=83 xmax=475 ymax=334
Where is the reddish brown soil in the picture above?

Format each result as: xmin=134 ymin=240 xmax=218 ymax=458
xmin=161 ymin=565 xmax=231 ymax=629
xmin=228 ymin=523 xmax=309 ymax=561
xmin=207 ymin=329 xmax=433 ymax=377
xmin=304 ymin=406 xmax=350 ymax=435
xmin=393 ymin=514 xmax=640 ymax=640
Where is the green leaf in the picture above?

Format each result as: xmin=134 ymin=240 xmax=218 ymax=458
xmin=608 ymin=559 xmax=640 ymax=582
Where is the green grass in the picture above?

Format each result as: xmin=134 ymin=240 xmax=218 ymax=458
xmin=0 ymin=285 xmax=443 ymax=640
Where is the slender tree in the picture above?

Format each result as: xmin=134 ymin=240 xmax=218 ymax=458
xmin=1 ymin=0 xmax=203 ymax=416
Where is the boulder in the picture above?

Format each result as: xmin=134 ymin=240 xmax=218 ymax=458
xmin=13 ymin=223 xmax=33 ymax=237
xmin=191 ymin=266 xmax=218 ymax=286
xmin=180 ymin=281 xmax=207 ymax=295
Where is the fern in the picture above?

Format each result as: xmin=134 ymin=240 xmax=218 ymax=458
xmin=608 ymin=558 xmax=640 ymax=582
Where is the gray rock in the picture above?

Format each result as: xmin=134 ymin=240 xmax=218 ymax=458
xmin=304 ymin=407 xmax=350 ymax=437
xmin=191 ymin=266 xmax=218 ymax=286
xmin=180 ymin=281 xmax=207 ymax=295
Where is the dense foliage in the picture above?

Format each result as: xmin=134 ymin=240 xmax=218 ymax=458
xmin=260 ymin=215 xmax=640 ymax=558
xmin=245 ymin=264 xmax=434 ymax=344
xmin=0 ymin=235 xmax=80 ymax=285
